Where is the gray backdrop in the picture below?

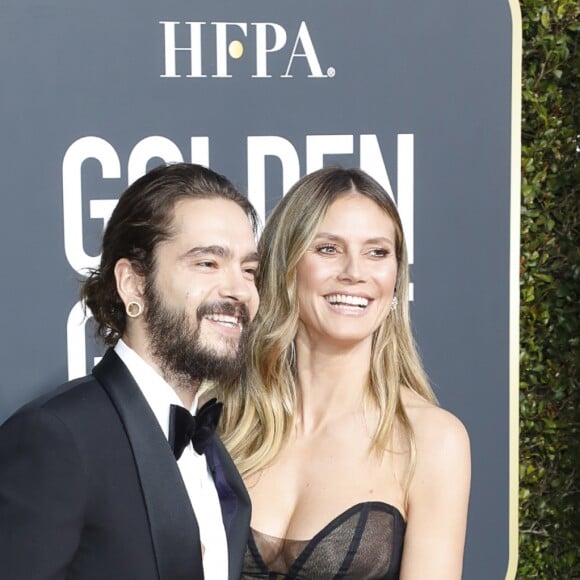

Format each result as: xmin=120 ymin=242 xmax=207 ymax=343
xmin=0 ymin=1 xmax=519 ymax=578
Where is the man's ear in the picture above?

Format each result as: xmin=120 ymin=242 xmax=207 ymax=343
xmin=114 ymin=258 xmax=145 ymax=312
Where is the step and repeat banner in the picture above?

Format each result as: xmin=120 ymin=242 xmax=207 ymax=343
xmin=0 ymin=1 xmax=520 ymax=577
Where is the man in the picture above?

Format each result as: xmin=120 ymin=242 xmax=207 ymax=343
xmin=0 ymin=163 xmax=260 ymax=580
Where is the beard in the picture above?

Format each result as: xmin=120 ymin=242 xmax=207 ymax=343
xmin=144 ymin=282 xmax=251 ymax=391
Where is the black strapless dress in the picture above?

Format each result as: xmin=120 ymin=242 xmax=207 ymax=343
xmin=241 ymin=501 xmax=406 ymax=579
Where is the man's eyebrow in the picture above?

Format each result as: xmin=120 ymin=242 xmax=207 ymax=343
xmin=243 ymin=251 xmax=260 ymax=263
xmin=183 ymin=245 xmax=230 ymax=259
xmin=182 ymin=246 xmax=260 ymax=262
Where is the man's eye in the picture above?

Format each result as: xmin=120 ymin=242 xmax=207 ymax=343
xmin=197 ymin=261 xmax=217 ymax=268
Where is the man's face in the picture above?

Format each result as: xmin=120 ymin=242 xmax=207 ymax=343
xmin=144 ymin=197 xmax=259 ymax=387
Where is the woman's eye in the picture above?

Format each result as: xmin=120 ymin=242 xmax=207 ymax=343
xmin=369 ymin=248 xmax=389 ymax=258
xmin=316 ymin=244 xmax=338 ymax=255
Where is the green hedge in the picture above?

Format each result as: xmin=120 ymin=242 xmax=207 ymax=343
xmin=519 ymin=0 xmax=579 ymax=577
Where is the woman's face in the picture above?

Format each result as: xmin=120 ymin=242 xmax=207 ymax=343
xmin=296 ymin=192 xmax=398 ymax=349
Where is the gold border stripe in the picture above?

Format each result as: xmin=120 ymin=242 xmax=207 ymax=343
xmin=506 ymin=0 xmax=522 ymax=578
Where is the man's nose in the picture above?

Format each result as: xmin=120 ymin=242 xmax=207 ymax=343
xmin=218 ymin=268 xmax=255 ymax=302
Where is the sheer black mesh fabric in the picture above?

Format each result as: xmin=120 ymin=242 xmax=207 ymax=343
xmin=242 ymin=502 xmax=405 ymax=579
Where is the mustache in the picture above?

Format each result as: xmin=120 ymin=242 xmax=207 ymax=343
xmin=196 ymin=301 xmax=251 ymax=325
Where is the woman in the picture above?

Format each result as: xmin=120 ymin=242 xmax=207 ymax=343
xmin=219 ymin=167 xmax=470 ymax=579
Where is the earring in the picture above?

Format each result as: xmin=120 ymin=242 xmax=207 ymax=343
xmin=126 ymin=301 xmax=143 ymax=318
xmin=390 ymin=296 xmax=398 ymax=312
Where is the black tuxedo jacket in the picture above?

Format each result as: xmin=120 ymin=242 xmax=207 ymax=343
xmin=0 ymin=349 xmax=250 ymax=580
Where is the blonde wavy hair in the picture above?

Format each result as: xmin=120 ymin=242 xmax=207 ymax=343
xmin=219 ymin=167 xmax=436 ymax=494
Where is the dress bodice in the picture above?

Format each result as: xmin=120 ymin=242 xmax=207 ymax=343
xmin=241 ymin=501 xmax=405 ymax=579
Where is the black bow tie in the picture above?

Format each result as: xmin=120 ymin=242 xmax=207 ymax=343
xmin=168 ymin=398 xmax=223 ymax=459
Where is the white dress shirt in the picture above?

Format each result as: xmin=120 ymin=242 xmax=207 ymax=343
xmin=114 ymin=339 xmax=228 ymax=580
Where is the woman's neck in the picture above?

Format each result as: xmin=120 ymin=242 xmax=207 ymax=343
xmin=294 ymin=334 xmax=373 ymax=434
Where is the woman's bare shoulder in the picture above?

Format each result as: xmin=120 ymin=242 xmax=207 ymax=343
xmin=397 ymin=389 xmax=471 ymax=579
xmin=400 ymin=387 xmax=470 ymax=457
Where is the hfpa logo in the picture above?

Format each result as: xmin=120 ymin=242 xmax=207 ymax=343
xmin=159 ymin=21 xmax=335 ymax=79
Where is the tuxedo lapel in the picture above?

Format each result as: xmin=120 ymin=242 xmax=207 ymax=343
xmin=93 ymin=349 xmax=204 ymax=580
xmin=206 ymin=437 xmax=251 ymax=580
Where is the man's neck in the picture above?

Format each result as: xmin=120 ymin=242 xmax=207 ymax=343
xmin=119 ymin=334 xmax=199 ymax=408
xmin=162 ymin=370 xmax=200 ymax=408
